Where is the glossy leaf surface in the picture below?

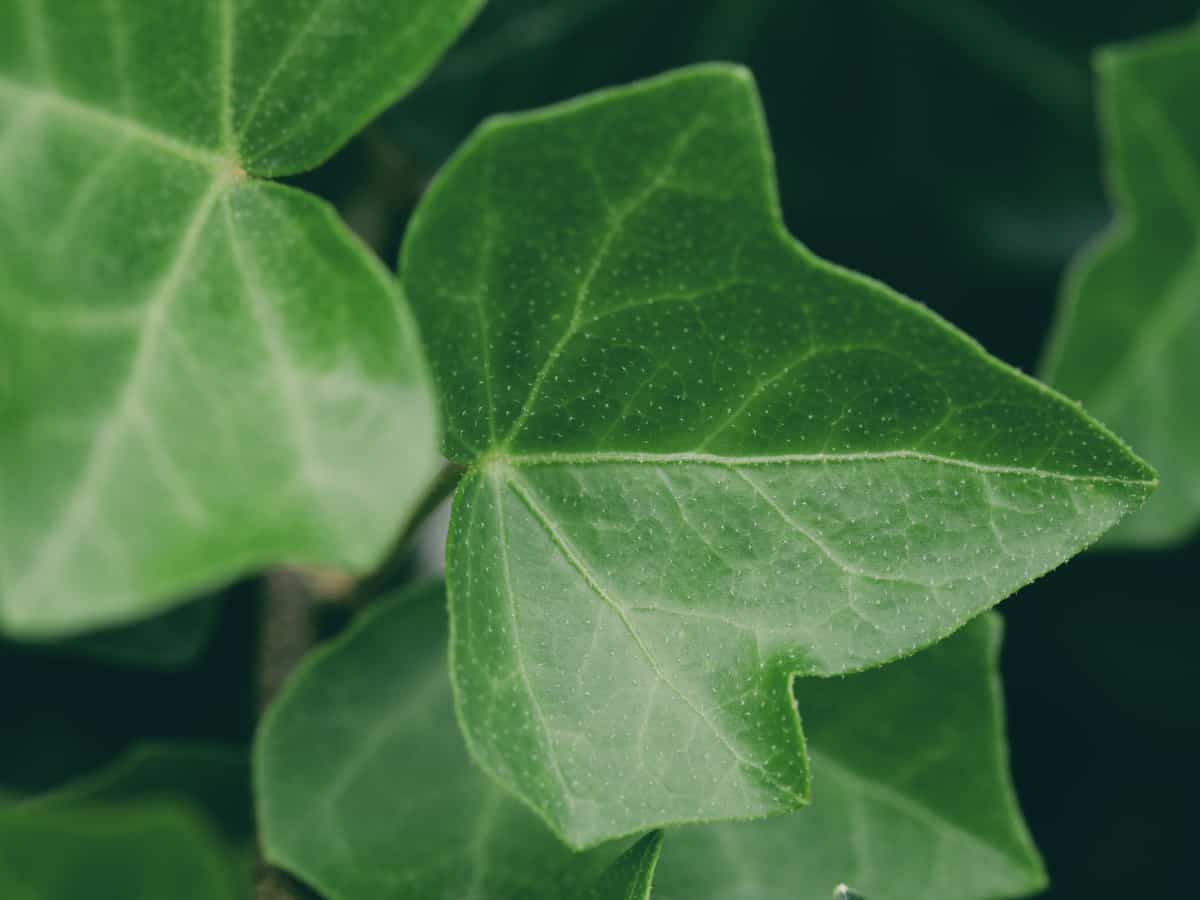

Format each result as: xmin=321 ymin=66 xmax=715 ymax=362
xmin=401 ymin=64 xmax=1155 ymax=846
xmin=256 ymin=583 xmax=659 ymax=900
xmin=0 ymin=0 xmax=485 ymax=634
xmin=1043 ymin=21 xmax=1200 ymax=546
xmin=652 ymin=614 xmax=1046 ymax=900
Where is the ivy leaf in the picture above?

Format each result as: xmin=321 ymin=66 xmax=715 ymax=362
xmin=21 ymin=742 xmax=252 ymax=848
xmin=0 ymin=742 xmax=251 ymax=899
xmin=1042 ymin=21 xmax=1200 ymax=546
xmin=56 ymin=596 xmax=223 ymax=670
xmin=257 ymin=589 xmax=1040 ymax=900
xmin=651 ymin=614 xmax=1046 ymax=900
xmin=255 ymin=582 xmax=660 ymax=900
xmin=0 ymin=804 xmax=244 ymax=900
xmin=0 ymin=1 xmax=483 ymax=636
xmin=400 ymin=64 xmax=1155 ymax=846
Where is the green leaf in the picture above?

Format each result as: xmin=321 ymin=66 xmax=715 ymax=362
xmin=22 ymin=742 xmax=253 ymax=848
xmin=257 ymin=589 xmax=1040 ymax=900
xmin=1042 ymin=21 xmax=1200 ymax=546
xmin=651 ymin=614 xmax=1046 ymax=900
xmin=400 ymin=64 xmax=1155 ymax=846
xmin=0 ymin=0 xmax=484 ymax=635
xmin=0 ymin=803 xmax=244 ymax=900
xmin=255 ymin=583 xmax=659 ymax=900
xmin=0 ymin=742 xmax=251 ymax=899
xmin=581 ymin=832 xmax=662 ymax=900
xmin=385 ymin=0 xmax=1185 ymax=317
xmin=56 ymin=596 xmax=223 ymax=670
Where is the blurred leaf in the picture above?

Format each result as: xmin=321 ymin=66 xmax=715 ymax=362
xmin=21 ymin=742 xmax=252 ymax=848
xmin=1042 ymin=20 xmax=1200 ymax=546
xmin=0 ymin=0 xmax=487 ymax=635
xmin=0 ymin=742 xmax=251 ymax=899
xmin=652 ymin=615 xmax=1045 ymax=900
xmin=53 ymin=596 xmax=223 ymax=670
xmin=400 ymin=63 xmax=1153 ymax=847
xmin=255 ymin=582 xmax=659 ymax=900
xmin=0 ymin=803 xmax=244 ymax=900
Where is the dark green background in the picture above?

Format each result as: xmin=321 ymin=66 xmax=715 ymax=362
xmin=3 ymin=2 xmax=1196 ymax=897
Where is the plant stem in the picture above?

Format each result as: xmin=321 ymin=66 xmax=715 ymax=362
xmin=256 ymin=568 xmax=319 ymax=713
xmin=353 ymin=460 xmax=466 ymax=600
xmin=254 ymin=568 xmax=326 ymax=899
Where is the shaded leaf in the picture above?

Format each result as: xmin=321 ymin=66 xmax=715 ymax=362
xmin=652 ymin=615 xmax=1046 ymax=900
xmin=0 ymin=803 xmax=243 ymax=900
xmin=0 ymin=0 xmax=484 ymax=634
xmin=400 ymin=64 xmax=1155 ymax=846
xmin=1042 ymin=21 xmax=1200 ymax=546
xmin=56 ymin=596 xmax=223 ymax=670
xmin=0 ymin=742 xmax=251 ymax=899
xmin=255 ymin=583 xmax=657 ymax=900
xmin=21 ymin=742 xmax=252 ymax=848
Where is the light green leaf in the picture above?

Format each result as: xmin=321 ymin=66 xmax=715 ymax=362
xmin=652 ymin=614 xmax=1046 ymax=900
xmin=1042 ymin=21 xmax=1200 ymax=546
xmin=400 ymin=64 xmax=1155 ymax=846
xmin=255 ymin=582 xmax=659 ymax=900
xmin=0 ymin=0 xmax=484 ymax=634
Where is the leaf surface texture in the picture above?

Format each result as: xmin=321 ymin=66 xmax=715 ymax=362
xmin=400 ymin=64 xmax=1155 ymax=845
xmin=0 ymin=0 xmax=483 ymax=633
xmin=257 ymin=587 xmax=1042 ymax=900
xmin=256 ymin=583 xmax=660 ymax=900
xmin=652 ymin=614 xmax=1045 ymax=900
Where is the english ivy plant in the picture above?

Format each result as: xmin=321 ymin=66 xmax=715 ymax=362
xmin=1043 ymin=19 xmax=1200 ymax=546
xmin=257 ymin=583 xmax=1043 ymax=900
xmin=4 ymin=2 xmax=1188 ymax=898
xmin=401 ymin=63 xmax=1152 ymax=847
xmin=0 ymin=0 xmax=485 ymax=636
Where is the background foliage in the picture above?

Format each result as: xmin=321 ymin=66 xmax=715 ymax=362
xmin=3 ymin=2 xmax=1197 ymax=898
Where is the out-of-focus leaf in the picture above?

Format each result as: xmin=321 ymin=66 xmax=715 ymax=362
xmin=22 ymin=742 xmax=252 ymax=848
xmin=0 ymin=804 xmax=244 ymax=900
xmin=0 ymin=0 xmax=485 ymax=635
xmin=1042 ymin=21 xmax=1200 ymax=546
xmin=53 ymin=596 xmax=223 ymax=670
xmin=0 ymin=742 xmax=252 ymax=899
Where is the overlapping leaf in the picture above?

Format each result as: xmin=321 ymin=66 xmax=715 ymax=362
xmin=0 ymin=0 xmax=484 ymax=635
xmin=652 ymin=614 xmax=1044 ymax=900
xmin=55 ymin=595 xmax=223 ymax=669
xmin=255 ymin=583 xmax=660 ymax=900
xmin=256 ymin=586 xmax=1041 ymax=900
xmin=400 ymin=64 xmax=1155 ymax=846
xmin=0 ymin=805 xmax=243 ymax=900
xmin=22 ymin=742 xmax=252 ymax=848
xmin=0 ymin=742 xmax=250 ymax=899
xmin=1042 ymin=21 xmax=1200 ymax=546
